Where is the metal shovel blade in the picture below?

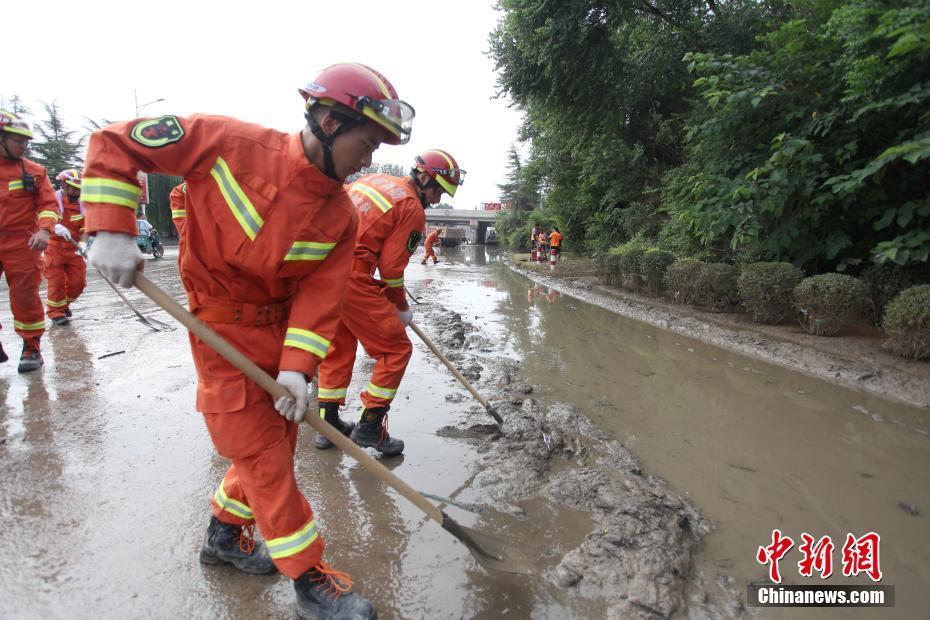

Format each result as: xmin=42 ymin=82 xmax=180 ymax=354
xmin=441 ymin=513 xmax=534 ymax=575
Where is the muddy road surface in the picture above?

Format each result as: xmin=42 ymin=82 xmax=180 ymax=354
xmin=1 ymin=245 xmax=928 ymax=618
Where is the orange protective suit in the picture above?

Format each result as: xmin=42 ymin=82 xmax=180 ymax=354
xmin=421 ymin=229 xmax=439 ymax=264
xmin=317 ymin=173 xmax=425 ymax=409
xmin=0 ymin=156 xmax=58 ymax=342
xmin=83 ymin=114 xmax=359 ymax=579
xmin=45 ymin=189 xmax=87 ymax=319
xmin=169 ymin=182 xmax=187 ymax=237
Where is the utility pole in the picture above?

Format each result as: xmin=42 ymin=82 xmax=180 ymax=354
xmin=134 ymin=89 xmax=166 ymax=117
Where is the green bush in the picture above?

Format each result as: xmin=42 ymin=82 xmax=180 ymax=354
xmin=640 ymin=249 xmax=676 ymax=296
xmin=738 ymin=262 xmax=804 ymax=324
xmin=695 ymin=263 xmax=740 ymax=312
xmin=667 ymin=258 xmax=704 ymax=304
xmin=618 ymin=247 xmax=645 ymax=290
xmin=860 ymin=264 xmax=929 ymax=324
xmin=882 ymin=285 xmax=930 ymax=360
xmin=794 ymin=273 xmax=870 ymax=336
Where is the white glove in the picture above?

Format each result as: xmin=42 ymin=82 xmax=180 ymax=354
xmin=54 ymin=223 xmax=72 ymax=241
xmin=397 ymin=307 xmax=414 ymax=326
xmin=274 ymin=370 xmax=309 ymax=423
xmin=88 ymin=231 xmax=144 ymax=288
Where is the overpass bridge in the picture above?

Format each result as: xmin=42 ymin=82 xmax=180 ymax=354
xmin=424 ymin=209 xmax=498 ymax=244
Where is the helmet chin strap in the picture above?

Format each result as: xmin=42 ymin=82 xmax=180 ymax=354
xmin=411 ymin=172 xmax=439 ymax=209
xmin=306 ymin=108 xmax=360 ymax=181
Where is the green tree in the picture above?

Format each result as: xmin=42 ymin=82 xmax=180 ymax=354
xmin=145 ymin=174 xmax=184 ymax=238
xmin=30 ymin=102 xmax=85 ymax=180
xmin=666 ymin=0 xmax=930 ymax=270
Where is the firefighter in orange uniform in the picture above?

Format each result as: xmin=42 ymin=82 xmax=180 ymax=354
xmin=420 ymin=227 xmax=441 ymax=264
xmin=316 ymin=149 xmax=465 ymax=455
xmin=548 ymin=227 xmax=563 ymax=260
xmin=169 ymin=181 xmax=187 ymax=237
xmin=83 ymin=64 xmax=414 ymax=620
xmin=45 ymin=169 xmax=87 ymax=325
xmin=0 ymin=110 xmax=58 ymax=372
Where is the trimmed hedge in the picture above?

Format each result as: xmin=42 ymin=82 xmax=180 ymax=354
xmin=640 ymin=249 xmax=676 ymax=296
xmin=696 ymin=263 xmax=739 ymax=312
xmin=882 ymin=285 xmax=930 ymax=360
xmin=738 ymin=262 xmax=804 ymax=324
xmin=667 ymin=258 xmax=704 ymax=304
xmin=794 ymin=273 xmax=870 ymax=336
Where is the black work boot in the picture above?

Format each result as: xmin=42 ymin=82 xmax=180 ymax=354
xmin=350 ymin=406 xmax=404 ymax=456
xmin=17 ymin=339 xmax=43 ymax=373
xmin=200 ymin=516 xmax=277 ymax=575
xmin=51 ymin=315 xmax=71 ymax=326
xmin=294 ymin=563 xmax=376 ymax=620
xmin=0 ymin=341 xmax=7 ymax=364
xmin=314 ymin=403 xmax=356 ymax=450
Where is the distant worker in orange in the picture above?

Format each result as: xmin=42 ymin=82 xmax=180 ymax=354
xmin=548 ymin=227 xmax=563 ymax=261
xmin=82 ymin=63 xmax=414 ymax=620
xmin=421 ymin=227 xmax=441 ymax=265
xmin=0 ymin=110 xmax=58 ymax=372
xmin=317 ymin=149 xmax=465 ymax=455
xmin=45 ymin=169 xmax=87 ymax=326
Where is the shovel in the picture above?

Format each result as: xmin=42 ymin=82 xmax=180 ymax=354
xmin=409 ymin=322 xmax=503 ymax=425
xmin=71 ymin=239 xmax=171 ymax=332
xmin=404 ymin=290 xmax=502 ymax=424
xmin=132 ymin=272 xmax=532 ymax=576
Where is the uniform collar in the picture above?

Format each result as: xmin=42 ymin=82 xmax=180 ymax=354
xmin=288 ymin=132 xmax=343 ymax=196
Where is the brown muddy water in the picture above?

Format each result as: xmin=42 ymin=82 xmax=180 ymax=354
xmin=1 ymin=245 xmax=927 ymax=619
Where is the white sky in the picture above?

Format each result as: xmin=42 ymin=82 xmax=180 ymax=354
xmin=4 ymin=0 xmax=523 ymax=206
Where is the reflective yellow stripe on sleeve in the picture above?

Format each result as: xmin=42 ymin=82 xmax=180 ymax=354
xmin=283 ymin=328 xmax=330 ymax=359
xmin=8 ymin=180 xmax=24 ymax=191
xmin=171 ymin=209 xmax=186 ymax=219
xmin=381 ymin=276 xmax=404 ymax=288
xmin=70 ymin=214 xmax=84 ymax=221
xmin=82 ymin=178 xmax=142 ymax=209
xmin=266 ymin=519 xmax=319 ymax=559
xmin=210 ymin=156 xmax=264 ymax=240
xmin=284 ymin=241 xmax=336 ymax=262
xmin=37 ymin=210 xmax=60 ymax=221
xmin=349 ymin=183 xmax=393 ymax=214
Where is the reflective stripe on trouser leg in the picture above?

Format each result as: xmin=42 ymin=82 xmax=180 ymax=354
xmin=64 ymin=253 xmax=87 ymax=303
xmin=317 ymin=320 xmax=358 ymax=405
xmin=2 ymin=235 xmax=45 ymax=339
xmin=44 ymin=253 xmax=68 ymax=317
xmin=338 ymin=279 xmax=413 ymax=410
xmin=211 ymin=468 xmax=255 ymax=525
xmin=202 ymin=399 xmax=324 ymax=579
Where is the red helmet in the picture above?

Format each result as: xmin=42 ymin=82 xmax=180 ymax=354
xmin=299 ymin=63 xmax=414 ymax=145
xmin=0 ymin=110 xmax=33 ymax=139
xmin=57 ymin=168 xmax=82 ymax=189
xmin=415 ymin=149 xmax=466 ymax=196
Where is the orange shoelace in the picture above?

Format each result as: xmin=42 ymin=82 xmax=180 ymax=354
xmin=239 ymin=524 xmax=256 ymax=555
xmin=311 ymin=562 xmax=353 ymax=601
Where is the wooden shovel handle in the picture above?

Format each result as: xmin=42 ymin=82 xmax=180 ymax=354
xmin=132 ymin=272 xmax=445 ymax=524
xmin=409 ymin=322 xmax=502 ymax=423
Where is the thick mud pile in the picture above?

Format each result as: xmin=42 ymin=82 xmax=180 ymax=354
xmin=419 ymin=302 xmax=732 ymax=618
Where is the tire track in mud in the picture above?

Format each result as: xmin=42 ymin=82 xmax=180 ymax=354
xmin=412 ymin=288 xmax=744 ymax=618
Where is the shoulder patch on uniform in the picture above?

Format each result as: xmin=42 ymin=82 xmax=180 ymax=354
xmin=407 ymin=230 xmax=422 ymax=253
xmin=130 ymin=115 xmax=185 ymax=148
